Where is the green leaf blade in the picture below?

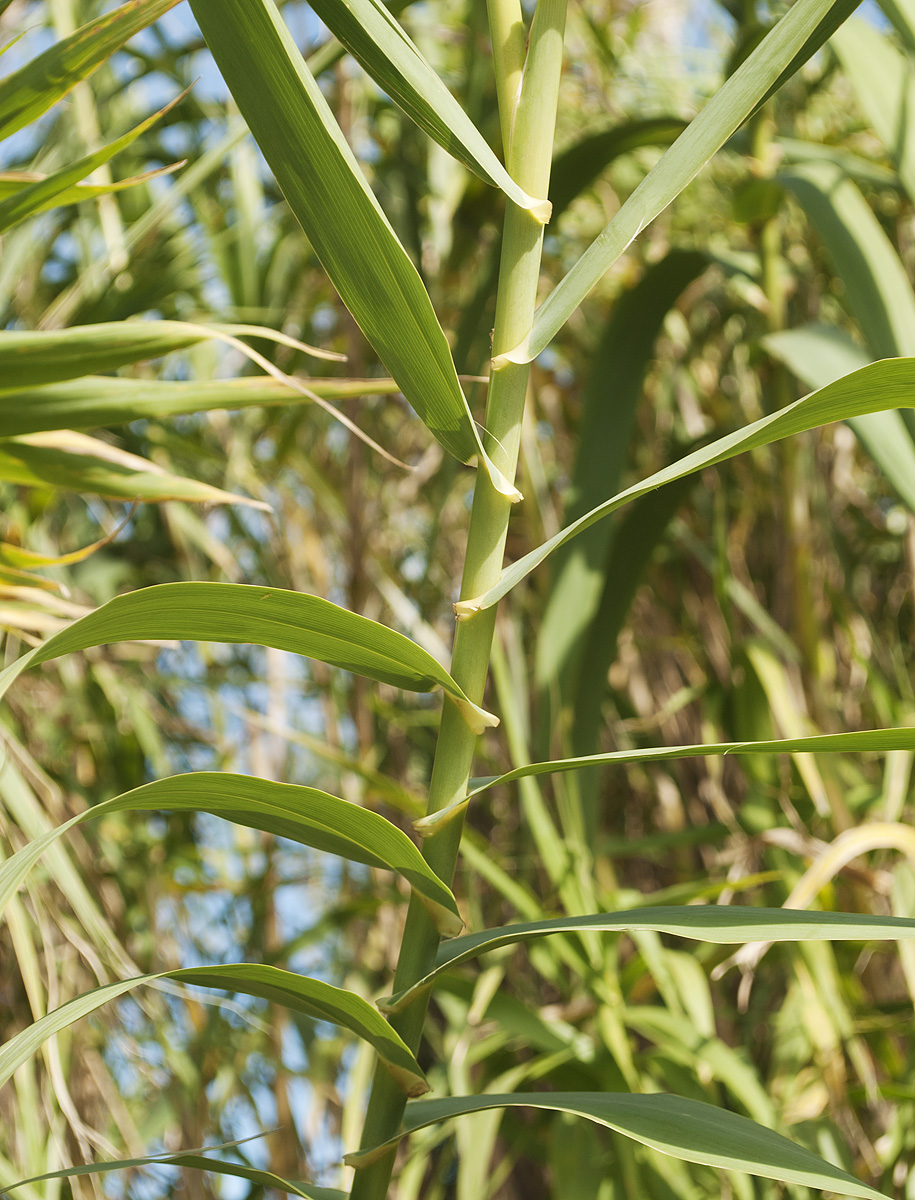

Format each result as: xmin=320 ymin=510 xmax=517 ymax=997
xmin=346 ymin=1091 xmax=889 ymax=1199
xmin=187 ymin=0 xmax=514 ymax=495
xmin=0 ymin=0 xmax=181 ymax=142
xmin=0 ymin=582 xmax=495 ymax=730
xmin=501 ymin=0 xmax=858 ymax=365
xmin=458 ymin=357 xmax=915 ymax=613
xmin=0 ymin=772 xmax=461 ymax=934
xmin=381 ymin=905 xmax=915 ymax=1012
xmin=0 ymin=964 xmax=427 ymax=1097
xmin=306 ymin=0 xmax=549 ymax=217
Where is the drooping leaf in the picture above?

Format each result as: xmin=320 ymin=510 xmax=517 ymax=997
xmin=0 ymin=772 xmax=461 ymax=935
xmin=0 ymin=431 xmax=267 ymax=507
xmin=380 ymin=902 xmax=915 ymax=1012
xmin=306 ymin=0 xmax=548 ymax=217
xmin=0 ymin=0 xmax=181 ymax=142
xmin=417 ymin=725 xmax=915 ymax=834
xmin=0 ymin=581 xmax=497 ymax=731
xmin=0 ymin=322 xmax=206 ymax=389
xmin=456 ymin=357 xmax=915 ymax=613
xmin=345 ymin=1091 xmax=888 ymax=1199
xmin=188 ymin=0 xmax=517 ymax=497
xmin=497 ymin=0 xmax=861 ymax=366
xmin=0 ymin=964 xmax=427 ymax=1097
xmin=0 ymin=375 xmax=399 ymax=437
xmin=0 ymin=320 xmax=339 ymax=392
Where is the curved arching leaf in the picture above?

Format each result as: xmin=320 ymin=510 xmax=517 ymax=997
xmin=780 ymin=161 xmax=915 ymax=361
xmin=764 ymin=323 xmax=915 ymax=512
xmin=0 ymin=322 xmax=204 ymax=389
xmin=0 ymin=582 xmax=496 ymax=731
xmin=456 ymin=357 xmax=915 ymax=614
xmin=0 ymin=772 xmax=462 ymax=935
xmin=0 ymin=98 xmax=180 ymax=233
xmin=345 ymin=1091 xmax=888 ymax=1199
xmin=380 ymin=904 xmax=915 ymax=1013
xmin=0 ymin=964 xmax=427 ymax=1097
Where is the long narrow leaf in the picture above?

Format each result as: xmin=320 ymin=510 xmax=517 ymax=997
xmin=0 ymin=772 xmax=462 ymax=935
xmin=0 ymin=320 xmax=339 ymax=391
xmin=780 ymin=161 xmax=915 ymax=359
xmin=188 ymin=0 xmax=518 ymax=498
xmin=0 ymin=582 xmax=497 ymax=731
xmin=0 ymin=431 xmax=267 ymax=508
xmin=496 ymin=0 xmax=859 ymax=366
xmin=0 ymin=376 xmax=399 ymax=437
xmin=0 ymin=964 xmax=427 ymax=1097
xmin=832 ymin=17 xmax=915 ymax=204
xmin=306 ymin=0 xmax=548 ymax=217
xmin=380 ymin=904 xmax=915 ymax=1013
xmin=417 ymin=725 xmax=915 ymax=835
xmin=457 ymin=357 xmax=915 ymax=614
xmin=0 ymin=0 xmax=181 ymax=141
xmin=345 ymin=1091 xmax=888 ymax=1199
xmin=0 ymin=99 xmax=183 ymax=233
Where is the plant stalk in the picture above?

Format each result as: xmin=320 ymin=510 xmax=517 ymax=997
xmin=348 ymin=3 xmax=566 ymax=1195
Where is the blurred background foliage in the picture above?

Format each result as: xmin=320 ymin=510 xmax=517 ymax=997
xmin=4 ymin=0 xmax=915 ymax=1197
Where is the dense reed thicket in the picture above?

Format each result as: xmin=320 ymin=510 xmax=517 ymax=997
xmin=4 ymin=1 xmax=915 ymax=1197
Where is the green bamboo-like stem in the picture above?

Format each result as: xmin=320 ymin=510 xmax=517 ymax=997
xmin=348 ymin=3 xmax=566 ymax=1196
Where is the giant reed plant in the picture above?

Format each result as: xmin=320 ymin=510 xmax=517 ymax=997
xmin=6 ymin=0 xmax=915 ymax=1196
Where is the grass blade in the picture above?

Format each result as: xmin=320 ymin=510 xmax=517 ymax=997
xmin=345 ymin=1091 xmax=889 ymax=1198
xmin=307 ymin=0 xmax=549 ymax=217
xmin=3 ymin=1151 xmax=343 ymax=1200
xmin=0 ymin=431 xmax=266 ymax=507
xmin=0 ymin=964 xmax=428 ymax=1097
xmin=456 ymin=357 xmax=915 ymax=614
xmin=832 ymin=17 xmax=915 ymax=204
xmin=380 ymin=903 xmax=915 ymax=1012
xmin=764 ymin=323 xmax=915 ymax=512
xmin=497 ymin=0 xmax=858 ymax=366
xmin=0 ymin=99 xmax=183 ymax=233
xmin=0 ymin=772 xmax=462 ymax=935
xmin=0 ymin=581 xmax=497 ymax=731
xmin=418 ymin=725 xmax=915 ymax=834
xmin=780 ymin=161 xmax=915 ymax=359
xmin=188 ymin=0 xmax=517 ymax=498
xmin=0 ymin=376 xmax=399 ymax=437
xmin=0 ymin=0 xmax=181 ymax=141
